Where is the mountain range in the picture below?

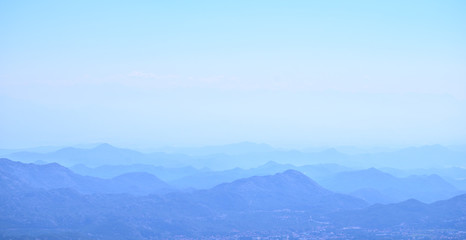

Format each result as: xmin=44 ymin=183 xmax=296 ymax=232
xmin=320 ymin=167 xmax=462 ymax=203
xmin=0 ymin=158 xmax=172 ymax=195
xmin=3 ymin=143 xmax=466 ymax=170
xmin=1 ymin=158 xmax=466 ymax=239
xmin=70 ymin=159 xmax=464 ymax=204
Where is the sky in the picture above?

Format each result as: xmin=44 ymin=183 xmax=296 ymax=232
xmin=0 ymin=0 xmax=465 ymax=149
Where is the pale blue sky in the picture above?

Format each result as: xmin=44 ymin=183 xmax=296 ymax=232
xmin=1 ymin=0 xmax=465 ymax=148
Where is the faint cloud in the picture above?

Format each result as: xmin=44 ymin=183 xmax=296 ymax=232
xmin=125 ymin=71 xmax=302 ymax=91
xmin=128 ymin=71 xmax=180 ymax=80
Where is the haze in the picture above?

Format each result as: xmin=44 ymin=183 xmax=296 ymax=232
xmin=2 ymin=1 xmax=466 ymax=239
xmin=1 ymin=0 xmax=465 ymax=149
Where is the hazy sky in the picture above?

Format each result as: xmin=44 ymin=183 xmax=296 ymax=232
xmin=1 ymin=0 xmax=465 ymax=149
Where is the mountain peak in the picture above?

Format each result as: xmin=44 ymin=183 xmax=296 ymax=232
xmin=55 ymin=146 xmax=80 ymax=154
xmin=280 ymin=169 xmax=307 ymax=178
xmin=94 ymin=143 xmax=115 ymax=150
xmin=206 ymin=169 xmax=366 ymax=212
xmin=366 ymin=167 xmax=384 ymax=173
xmin=113 ymin=172 xmax=162 ymax=181
xmin=260 ymin=161 xmax=281 ymax=168
xmin=213 ymin=169 xmax=326 ymax=196
xmin=275 ymin=169 xmax=324 ymax=188
xmin=357 ymin=168 xmax=393 ymax=177
xmin=396 ymin=198 xmax=427 ymax=210
xmin=321 ymin=148 xmax=343 ymax=155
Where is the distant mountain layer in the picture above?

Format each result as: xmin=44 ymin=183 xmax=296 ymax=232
xmin=320 ymin=168 xmax=462 ymax=203
xmin=1 ymin=159 xmax=465 ymax=239
xmin=169 ymin=161 xmax=349 ymax=189
xmin=0 ymin=158 xmax=365 ymax=211
xmin=330 ymin=195 xmax=466 ymax=229
xmin=0 ymin=158 xmax=173 ymax=195
xmin=3 ymin=143 xmax=466 ymax=170
xmin=2 ymin=143 xmax=192 ymax=167
xmin=157 ymin=141 xmax=278 ymax=156
xmin=190 ymin=170 xmax=367 ymax=213
xmin=0 ymin=161 xmax=367 ymax=238
xmin=4 ymin=152 xmax=461 ymax=206
xmin=71 ymin=163 xmax=203 ymax=181
xmin=72 ymin=160 xmax=463 ymax=205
